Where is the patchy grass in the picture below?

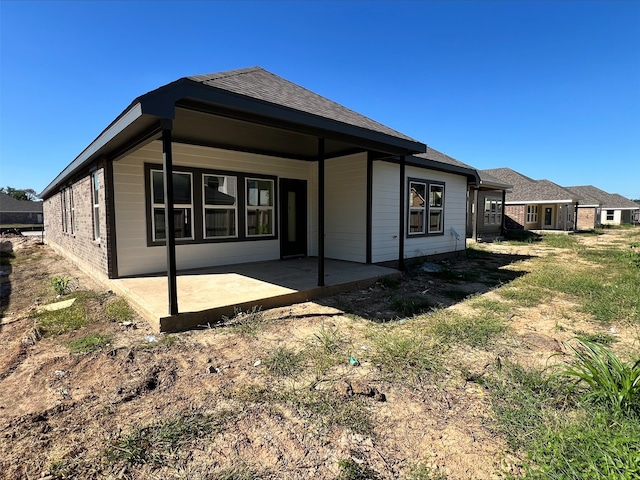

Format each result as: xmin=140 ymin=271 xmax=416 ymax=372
xmin=367 ymin=325 xmax=442 ymax=383
xmin=485 ymin=360 xmax=640 ymax=480
xmin=283 ymin=389 xmax=373 ymax=435
xmin=35 ymin=298 xmax=90 ymax=336
xmin=429 ymin=312 xmax=507 ymax=349
xmin=67 ymin=333 xmax=112 ymax=353
xmin=104 ymin=410 xmax=236 ymax=467
xmin=262 ymin=346 xmax=305 ymax=378
xmin=541 ymin=233 xmax=580 ymax=249
xmin=222 ymin=306 xmax=268 ymax=337
xmin=106 ymin=297 xmax=135 ymax=323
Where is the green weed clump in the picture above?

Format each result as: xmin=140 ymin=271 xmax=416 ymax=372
xmin=106 ymin=298 xmax=135 ymax=323
xmin=541 ymin=233 xmax=579 ymax=249
xmin=552 ymin=339 xmax=640 ymax=413
xmin=337 ymin=457 xmax=378 ymax=480
xmin=51 ymin=276 xmax=73 ymax=295
xmin=67 ymin=333 xmax=111 ymax=353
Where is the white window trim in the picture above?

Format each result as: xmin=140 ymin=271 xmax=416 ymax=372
xmin=526 ymin=205 xmax=538 ymax=224
xmin=92 ymin=172 xmax=101 ymax=241
xmin=203 ymin=174 xmax=238 ymax=239
xmin=150 ymin=169 xmax=194 ymax=242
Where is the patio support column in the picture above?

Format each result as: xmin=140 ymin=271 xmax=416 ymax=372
xmin=317 ymin=138 xmax=325 ymax=287
xmin=398 ymin=155 xmax=406 ymax=271
xmin=500 ymin=189 xmax=507 ymax=235
xmin=472 ymin=187 xmax=479 ymax=241
xmin=162 ymin=120 xmax=178 ymax=316
xmin=366 ymin=152 xmax=373 ymax=264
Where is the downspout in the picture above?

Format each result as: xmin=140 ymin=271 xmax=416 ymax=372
xmin=162 ymin=120 xmax=178 ymax=315
xmin=573 ymin=202 xmax=579 ymax=231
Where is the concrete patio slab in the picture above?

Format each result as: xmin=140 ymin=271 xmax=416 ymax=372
xmin=108 ymin=258 xmax=399 ymax=332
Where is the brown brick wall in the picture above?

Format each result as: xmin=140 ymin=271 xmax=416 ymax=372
xmin=576 ymin=207 xmax=597 ymax=230
xmin=43 ymin=168 xmax=110 ymax=279
xmin=504 ymin=205 xmax=525 ymax=230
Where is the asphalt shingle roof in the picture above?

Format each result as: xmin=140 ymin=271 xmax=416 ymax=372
xmin=565 ymin=185 xmax=639 ymax=210
xmin=482 ymin=168 xmax=579 ymax=203
xmin=0 ymin=193 xmax=43 ymax=213
xmin=187 ymin=67 xmax=418 ymax=143
xmin=414 ymin=146 xmax=475 ymax=170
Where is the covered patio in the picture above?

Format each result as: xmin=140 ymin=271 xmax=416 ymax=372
xmin=109 ymin=258 xmax=399 ymax=332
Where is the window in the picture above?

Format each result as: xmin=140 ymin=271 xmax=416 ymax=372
xmin=606 ymin=210 xmax=614 ymax=221
xmin=484 ymin=197 xmax=503 ymax=225
xmin=526 ymin=205 xmax=538 ymax=224
xmin=61 ymin=188 xmax=68 ymax=233
xmin=408 ymin=179 xmax=444 ymax=236
xmin=429 ymin=184 xmax=444 ymax=233
xmin=151 ymin=170 xmax=193 ymax=241
xmin=246 ymin=178 xmax=274 ymax=236
xmin=69 ymin=186 xmax=75 ymax=234
xmin=92 ymin=172 xmax=101 ymax=240
xmin=203 ymin=175 xmax=237 ymax=238
xmin=409 ymin=181 xmax=426 ymax=234
xmin=61 ymin=186 xmax=75 ymax=234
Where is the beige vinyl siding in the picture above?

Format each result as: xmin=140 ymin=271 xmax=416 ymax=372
xmin=371 ymin=161 xmax=467 ymax=263
xmin=324 ymin=153 xmax=367 ymax=263
xmin=371 ymin=161 xmax=400 ymax=263
xmin=114 ymin=141 xmax=315 ymax=276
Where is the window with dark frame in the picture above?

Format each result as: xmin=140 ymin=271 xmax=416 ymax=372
xmin=145 ymin=164 xmax=277 ymax=246
xmin=606 ymin=210 xmax=614 ymax=221
xmin=246 ymin=178 xmax=274 ymax=236
xmin=203 ymin=174 xmax=237 ymax=239
xmin=484 ymin=197 xmax=503 ymax=225
xmin=92 ymin=172 xmax=101 ymax=240
xmin=407 ymin=178 xmax=445 ymax=236
xmin=150 ymin=170 xmax=194 ymax=242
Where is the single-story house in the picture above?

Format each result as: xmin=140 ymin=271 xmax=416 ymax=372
xmin=467 ymin=170 xmax=512 ymax=241
xmin=481 ymin=168 xmax=581 ymax=231
xmin=40 ymin=66 xmax=478 ymax=329
xmin=0 ymin=193 xmax=43 ymax=228
xmin=566 ymin=185 xmax=639 ymax=227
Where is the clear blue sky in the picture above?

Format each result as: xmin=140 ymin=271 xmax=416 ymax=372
xmin=1 ymin=1 xmax=639 ymax=198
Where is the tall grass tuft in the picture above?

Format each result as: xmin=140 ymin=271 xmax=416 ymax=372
xmin=552 ymin=339 xmax=640 ymax=413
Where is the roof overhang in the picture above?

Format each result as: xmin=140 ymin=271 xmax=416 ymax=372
xmin=41 ymin=78 xmax=425 ymax=199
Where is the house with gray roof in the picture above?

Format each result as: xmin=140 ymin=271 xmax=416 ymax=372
xmin=565 ymin=185 xmax=639 ymax=227
xmin=40 ymin=67 xmax=479 ymax=331
xmin=482 ymin=168 xmax=581 ymax=231
xmin=0 ymin=193 xmax=43 ymax=229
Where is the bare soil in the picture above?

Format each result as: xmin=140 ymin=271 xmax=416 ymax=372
xmin=0 ymin=231 xmax=637 ymax=479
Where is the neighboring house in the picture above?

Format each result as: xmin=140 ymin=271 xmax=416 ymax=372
xmin=566 ymin=185 xmax=639 ymax=227
xmin=481 ymin=168 xmax=581 ymax=231
xmin=40 ymin=66 xmax=476 ymax=324
xmin=467 ymin=170 xmax=512 ymax=241
xmin=0 ymin=193 xmax=43 ymax=227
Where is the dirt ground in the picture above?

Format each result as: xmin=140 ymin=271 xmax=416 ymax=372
xmin=0 ymin=231 xmax=637 ymax=479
